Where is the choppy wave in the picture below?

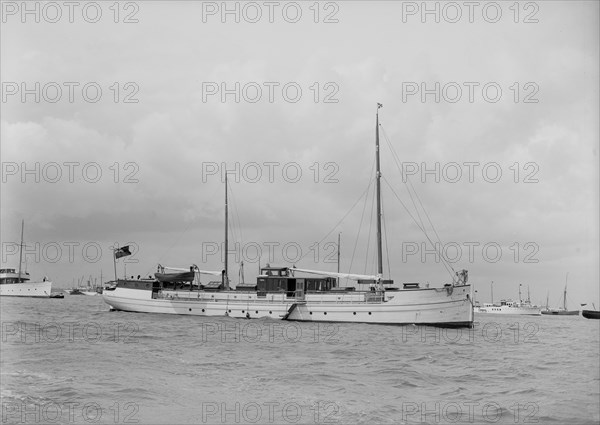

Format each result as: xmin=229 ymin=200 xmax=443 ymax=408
xmin=1 ymin=295 xmax=599 ymax=424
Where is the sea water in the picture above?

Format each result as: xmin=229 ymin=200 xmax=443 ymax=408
xmin=1 ymin=295 xmax=599 ymax=424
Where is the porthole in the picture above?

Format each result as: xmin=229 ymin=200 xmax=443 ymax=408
xmin=324 ymin=312 xmax=327 ymax=315
xmin=368 ymin=312 xmax=372 ymax=315
xmin=189 ymin=308 xmax=192 ymax=312
xmin=353 ymin=312 xmax=356 ymax=315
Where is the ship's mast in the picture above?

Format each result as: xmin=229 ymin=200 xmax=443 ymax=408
xmin=563 ymin=272 xmax=568 ymax=310
xmin=375 ymin=103 xmax=383 ymax=276
xmin=18 ymin=219 xmax=24 ymax=282
xmin=337 ymin=232 xmax=341 ymax=287
xmin=337 ymin=232 xmax=341 ymax=274
xmin=224 ymin=173 xmax=229 ymax=290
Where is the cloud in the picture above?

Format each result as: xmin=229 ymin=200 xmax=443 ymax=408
xmin=1 ymin=1 xmax=598 ymax=306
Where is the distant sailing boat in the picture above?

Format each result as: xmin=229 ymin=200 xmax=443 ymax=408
xmin=541 ymin=273 xmax=579 ymax=315
xmin=103 ymin=105 xmax=474 ymax=327
xmin=0 ymin=220 xmax=53 ymax=297
xmin=81 ymin=273 xmax=104 ymax=295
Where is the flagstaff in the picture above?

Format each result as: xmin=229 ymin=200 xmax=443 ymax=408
xmin=112 ymin=245 xmax=132 ymax=283
xmin=112 ymin=245 xmax=118 ymax=283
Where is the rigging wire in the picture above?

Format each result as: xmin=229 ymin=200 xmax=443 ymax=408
xmin=381 ymin=129 xmax=430 ymax=239
xmin=347 ymin=167 xmax=375 ymax=286
xmin=364 ymin=175 xmax=376 ymax=275
xmin=296 ymin=167 xmax=376 ymax=267
xmin=381 ymin=176 xmax=456 ymax=281
xmin=380 ymin=125 xmax=457 ymax=281
xmin=227 ymin=178 xmax=247 ymax=284
xmin=228 ymin=179 xmax=245 ymax=249
xmin=226 ymin=176 xmax=244 ymax=285
xmin=381 ymin=192 xmax=392 ymax=280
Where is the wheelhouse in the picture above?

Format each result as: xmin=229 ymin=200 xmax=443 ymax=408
xmin=256 ymin=266 xmax=336 ymax=297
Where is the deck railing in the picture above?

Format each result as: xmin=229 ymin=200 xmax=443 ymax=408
xmin=154 ymin=289 xmax=386 ymax=304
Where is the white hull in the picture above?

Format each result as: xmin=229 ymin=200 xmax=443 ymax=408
xmin=0 ymin=281 xmax=53 ymax=298
xmin=475 ymin=305 xmax=541 ymax=316
xmin=103 ymin=284 xmax=474 ymax=327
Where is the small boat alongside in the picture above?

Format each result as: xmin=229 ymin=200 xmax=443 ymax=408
xmin=155 ymin=266 xmax=196 ymax=284
xmin=0 ymin=220 xmax=53 ymax=298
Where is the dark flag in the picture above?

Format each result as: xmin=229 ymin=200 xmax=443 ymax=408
xmin=114 ymin=246 xmax=132 ymax=259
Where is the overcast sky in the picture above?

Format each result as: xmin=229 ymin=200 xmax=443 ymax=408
xmin=1 ymin=1 xmax=598 ymax=308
